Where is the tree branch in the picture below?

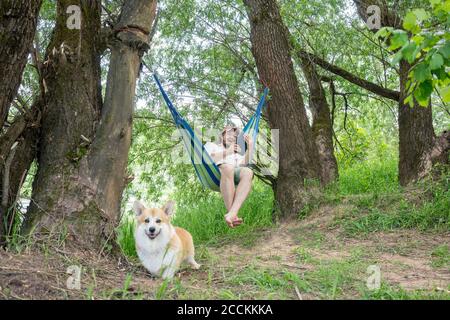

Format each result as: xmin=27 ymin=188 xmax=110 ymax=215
xmin=296 ymin=50 xmax=400 ymax=102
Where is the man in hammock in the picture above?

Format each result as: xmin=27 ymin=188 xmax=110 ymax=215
xmin=204 ymin=126 xmax=254 ymax=228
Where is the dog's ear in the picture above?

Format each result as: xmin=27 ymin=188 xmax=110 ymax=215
xmin=162 ymin=200 xmax=175 ymax=216
xmin=133 ymin=200 xmax=145 ymax=216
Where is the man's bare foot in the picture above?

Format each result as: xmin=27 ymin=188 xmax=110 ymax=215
xmin=224 ymin=212 xmax=242 ymax=228
xmin=232 ymin=217 xmax=243 ymax=226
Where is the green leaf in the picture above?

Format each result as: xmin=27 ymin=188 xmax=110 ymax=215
xmin=429 ymin=53 xmax=444 ymax=70
xmin=413 ymin=63 xmax=431 ymax=82
xmin=401 ymin=42 xmax=418 ymax=63
xmin=403 ymin=12 xmax=419 ymax=32
xmin=391 ymin=51 xmax=404 ymax=65
xmin=375 ymin=27 xmax=392 ymax=38
xmin=438 ymin=41 xmax=450 ymax=59
xmin=431 ymin=66 xmax=448 ymax=79
xmin=412 ymin=9 xmax=431 ymax=22
xmin=404 ymin=93 xmax=415 ymax=108
xmin=389 ymin=31 xmax=408 ymax=50
xmin=414 ymin=80 xmax=433 ymax=106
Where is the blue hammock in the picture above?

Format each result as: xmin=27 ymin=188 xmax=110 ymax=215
xmin=153 ymin=74 xmax=268 ymax=191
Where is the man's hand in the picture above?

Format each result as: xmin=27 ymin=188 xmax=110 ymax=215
xmin=244 ymin=134 xmax=253 ymax=148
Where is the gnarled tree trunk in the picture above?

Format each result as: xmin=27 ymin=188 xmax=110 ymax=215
xmin=23 ymin=0 xmax=104 ymax=245
xmin=300 ymin=56 xmax=338 ymax=184
xmin=23 ymin=0 xmax=157 ymax=250
xmin=244 ymin=0 xmax=322 ymax=219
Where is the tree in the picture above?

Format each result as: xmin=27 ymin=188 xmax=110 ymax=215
xmin=243 ymin=0 xmax=323 ymax=219
xmin=8 ymin=0 xmax=158 ymax=250
xmin=354 ymin=0 xmax=450 ymax=185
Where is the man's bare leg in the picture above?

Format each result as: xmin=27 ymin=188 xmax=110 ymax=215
xmin=219 ymin=165 xmax=236 ymax=227
xmin=225 ymin=167 xmax=253 ymax=226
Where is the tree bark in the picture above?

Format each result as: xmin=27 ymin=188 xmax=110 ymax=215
xmin=398 ymin=61 xmax=436 ymax=185
xmin=0 ymin=0 xmax=42 ymax=127
xmin=300 ymin=57 xmax=338 ymax=184
xmin=23 ymin=0 xmax=157 ymax=250
xmin=243 ymin=0 xmax=322 ymax=219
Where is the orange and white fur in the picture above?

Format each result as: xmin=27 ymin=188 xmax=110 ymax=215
xmin=133 ymin=200 xmax=200 ymax=279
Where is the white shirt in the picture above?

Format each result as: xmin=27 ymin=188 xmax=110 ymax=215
xmin=204 ymin=142 xmax=244 ymax=167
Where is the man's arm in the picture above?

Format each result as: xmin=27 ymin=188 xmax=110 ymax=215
xmin=240 ymin=135 xmax=254 ymax=166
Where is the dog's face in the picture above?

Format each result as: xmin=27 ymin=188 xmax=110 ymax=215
xmin=133 ymin=200 xmax=175 ymax=240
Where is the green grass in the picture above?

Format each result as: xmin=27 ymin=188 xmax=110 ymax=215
xmin=431 ymin=244 xmax=450 ymax=268
xmin=320 ymin=163 xmax=450 ymax=236
xmin=117 ymin=182 xmax=274 ymax=258
xmin=340 ymin=180 xmax=450 ymax=236
xmin=224 ymin=266 xmax=305 ymax=299
xmin=362 ymin=283 xmax=450 ymax=300
xmin=334 ymin=158 xmax=399 ymax=195
xmin=222 ymin=251 xmax=369 ymax=299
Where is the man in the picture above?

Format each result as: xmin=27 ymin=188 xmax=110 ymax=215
xmin=204 ymin=126 xmax=254 ymax=228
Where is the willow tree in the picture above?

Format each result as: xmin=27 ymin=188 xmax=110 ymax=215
xmin=0 ymin=0 xmax=157 ymax=249
xmin=243 ymin=0 xmax=323 ymax=218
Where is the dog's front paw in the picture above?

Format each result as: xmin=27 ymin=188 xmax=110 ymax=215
xmin=161 ymin=268 xmax=176 ymax=279
xmin=192 ymin=262 xmax=201 ymax=270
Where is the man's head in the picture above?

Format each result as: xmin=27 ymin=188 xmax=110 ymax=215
xmin=221 ymin=126 xmax=239 ymax=147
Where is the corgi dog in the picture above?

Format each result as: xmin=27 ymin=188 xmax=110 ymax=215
xmin=133 ymin=200 xmax=200 ymax=279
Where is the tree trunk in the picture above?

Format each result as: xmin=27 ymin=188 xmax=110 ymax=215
xmin=23 ymin=0 xmax=157 ymax=250
xmin=0 ymin=105 xmax=41 ymax=245
xmin=300 ymin=57 xmax=338 ymax=184
xmin=22 ymin=0 xmax=104 ymax=246
xmin=0 ymin=0 xmax=42 ymax=127
xmin=243 ymin=0 xmax=322 ymax=219
xmin=86 ymin=0 xmax=157 ymax=230
xmin=398 ymin=61 xmax=436 ymax=185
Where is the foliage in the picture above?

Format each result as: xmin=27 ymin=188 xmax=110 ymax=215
xmin=377 ymin=0 xmax=450 ymax=106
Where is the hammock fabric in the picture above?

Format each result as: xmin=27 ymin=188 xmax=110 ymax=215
xmin=153 ymin=74 xmax=269 ymax=191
